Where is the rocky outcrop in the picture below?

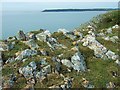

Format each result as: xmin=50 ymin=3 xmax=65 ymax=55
xmin=61 ymin=59 xmax=73 ymax=68
xmin=36 ymin=30 xmax=51 ymax=42
xmin=25 ymin=39 xmax=39 ymax=49
xmin=81 ymin=78 xmax=94 ymax=88
xmin=0 ymin=42 xmax=9 ymax=51
xmin=71 ymin=52 xmax=87 ymax=72
xmin=106 ymin=50 xmax=118 ymax=60
xmin=18 ymin=30 xmax=27 ymax=41
xmin=81 ymin=32 xmax=118 ymax=60
xmin=7 ymin=36 xmax=17 ymax=41
xmin=15 ymin=49 xmax=37 ymax=61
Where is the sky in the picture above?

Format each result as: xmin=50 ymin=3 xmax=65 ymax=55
xmin=1 ymin=2 xmax=119 ymax=11
xmin=1 ymin=0 xmax=120 ymax=2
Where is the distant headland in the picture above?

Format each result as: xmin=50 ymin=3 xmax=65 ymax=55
xmin=42 ymin=8 xmax=119 ymax=12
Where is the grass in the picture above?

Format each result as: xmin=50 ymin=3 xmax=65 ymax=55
xmin=2 ymin=10 xmax=120 ymax=88
xmin=2 ymin=40 xmax=29 ymax=62
xmin=96 ymin=37 xmax=119 ymax=54
xmin=77 ymin=10 xmax=120 ymax=32
xmin=30 ymin=29 xmax=45 ymax=35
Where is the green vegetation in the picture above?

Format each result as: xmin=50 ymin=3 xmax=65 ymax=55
xmin=2 ymin=40 xmax=29 ymax=62
xmin=30 ymin=29 xmax=45 ymax=35
xmin=77 ymin=10 xmax=120 ymax=32
xmin=2 ymin=10 xmax=120 ymax=89
xmin=96 ymin=37 xmax=119 ymax=54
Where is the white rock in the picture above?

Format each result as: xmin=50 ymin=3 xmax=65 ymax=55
xmin=112 ymin=24 xmax=119 ymax=29
xmin=106 ymin=50 xmax=117 ymax=60
xmin=71 ymin=52 xmax=86 ymax=72
xmin=61 ymin=59 xmax=73 ymax=68
xmin=42 ymin=65 xmax=51 ymax=75
xmin=107 ymin=28 xmax=112 ymax=34
xmin=115 ymin=60 xmax=120 ymax=66
xmin=29 ymin=61 xmax=37 ymax=70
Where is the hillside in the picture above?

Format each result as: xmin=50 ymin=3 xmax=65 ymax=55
xmin=0 ymin=10 xmax=120 ymax=89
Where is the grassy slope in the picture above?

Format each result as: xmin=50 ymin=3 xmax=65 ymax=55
xmin=2 ymin=10 xmax=120 ymax=88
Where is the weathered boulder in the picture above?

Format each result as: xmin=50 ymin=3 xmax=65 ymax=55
xmin=71 ymin=52 xmax=87 ymax=72
xmin=64 ymin=77 xmax=73 ymax=88
xmin=42 ymin=65 xmax=51 ymax=74
xmin=106 ymin=28 xmax=112 ymax=34
xmin=57 ymin=28 xmax=69 ymax=34
xmin=39 ymin=58 xmax=48 ymax=65
xmin=115 ymin=60 xmax=120 ymax=66
xmin=19 ymin=61 xmax=36 ymax=80
xmin=74 ymin=30 xmax=83 ymax=39
xmin=55 ymin=61 xmax=62 ymax=74
xmin=27 ymin=33 xmax=36 ymax=40
xmin=106 ymin=50 xmax=118 ymax=60
xmin=112 ymin=24 xmax=119 ymax=29
xmin=8 ymin=42 xmax=15 ymax=50
xmin=0 ymin=42 xmax=9 ymax=51
xmin=5 ymin=57 xmax=15 ymax=64
xmin=109 ymin=36 xmax=119 ymax=43
xmin=106 ymin=82 xmax=115 ymax=88
xmin=82 ymin=34 xmax=107 ymax=58
xmin=19 ymin=65 xmax=33 ymax=79
xmin=7 ymin=36 xmax=17 ymax=41
xmin=81 ymin=78 xmax=94 ymax=88
xmin=9 ymin=74 xmax=17 ymax=87
xmin=36 ymin=30 xmax=51 ymax=42
xmin=15 ymin=49 xmax=37 ymax=60
xmin=61 ymin=59 xmax=73 ymax=68
xmin=25 ymin=39 xmax=39 ymax=49
xmin=18 ymin=30 xmax=27 ymax=41
xmin=29 ymin=61 xmax=37 ymax=70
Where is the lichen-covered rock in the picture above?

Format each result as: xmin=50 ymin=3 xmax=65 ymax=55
xmin=0 ymin=42 xmax=9 ymax=51
xmin=109 ymin=36 xmax=119 ymax=43
xmin=61 ymin=59 xmax=73 ymax=68
xmin=106 ymin=82 xmax=115 ymax=88
xmin=71 ymin=52 xmax=87 ymax=72
xmin=19 ymin=66 xmax=33 ymax=79
xmin=42 ymin=65 xmax=51 ymax=75
xmin=106 ymin=28 xmax=112 ymax=34
xmin=27 ymin=33 xmax=36 ymax=40
xmin=8 ymin=42 xmax=15 ymax=50
xmin=5 ymin=57 xmax=15 ymax=64
xmin=39 ymin=58 xmax=48 ymax=65
xmin=15 ymin=49 xmax=37 ymax=60
xmin=36 ymin=30 xmax=51 ymax=42
xmin=29 ymin=61 xmax=37 ymax=70
xmin=112 ymin=24 xmax=119 ymax=29
xmin=7 ymin=36 xmax=17 ymax=41
xmin=19 ymin=61 xmax=36 ymax=80
xmin=106 ymin=50 xmax=118 ymax=60
xmin=82 ymin=34 xmax=107 ymax=58
xmin=18 ymin=30 xmax=27 ymax=41
xmin=115 ymin=60 xmax=120 ymax=66
xmin=25 ymin=39 xmax=39 ymax=49
xmin=81 ymin=78 xmax=94 ymax=88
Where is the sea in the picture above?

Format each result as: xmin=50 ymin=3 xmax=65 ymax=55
xmin=2 ymin=11 xmax=106 ymax=39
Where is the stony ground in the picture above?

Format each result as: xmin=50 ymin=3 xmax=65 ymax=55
xmin=0 ymin=10 xmax=120 ymax=89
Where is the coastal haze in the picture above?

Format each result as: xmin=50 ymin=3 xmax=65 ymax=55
xmin=2 ymin=2 xmax=118 ymax=39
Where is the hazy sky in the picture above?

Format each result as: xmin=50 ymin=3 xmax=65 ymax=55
xmin=2 ymin=2 xmax=118 ymax=11
xmin=1 ymin=0 xmax=120 ymax=2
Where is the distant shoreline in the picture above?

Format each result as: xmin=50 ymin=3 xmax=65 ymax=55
xmin=42 ymin=8 xmax=119 ymax=12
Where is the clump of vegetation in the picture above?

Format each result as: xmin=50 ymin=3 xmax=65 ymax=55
xmin=77 ymin=10 xmax=120 ymax=31
xmin=2 ymin=40 xmax=29 ymax=62
xmin=30 ymin=29 xmax=45 ymax=35
xmin=96 ymin=37 xmax=119 ymax=54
